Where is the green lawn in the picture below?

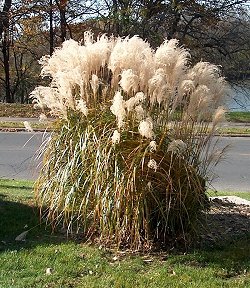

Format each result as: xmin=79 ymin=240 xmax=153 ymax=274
xmin=209 ymin=190 xmax=250 ymax=201
xmin=226 ymin=111 xmax=250 ymax=123
xmin=0 ymin=121 xmax=52 ymax=131
xmin=0 ymin=179 xmax=249 ymax=288
xmin=217 ymin=127 xmax=250 ymax=135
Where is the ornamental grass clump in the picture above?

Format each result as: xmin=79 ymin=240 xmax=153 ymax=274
xmin=32 ymin=32 xmax=228 ymax=250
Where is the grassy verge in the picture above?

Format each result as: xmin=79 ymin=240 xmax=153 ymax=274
xmin=217 ymin=127 xmax=250 ymax=135
xmin=0 ymin=121 xmax=52 ymax=131
xmin=226 ymin=112 xmax=250 ymax=123
xmin=0 ymin=179 xmax=249 ymax=288
xmin=209 ymin=190 xmax=250 ymax=201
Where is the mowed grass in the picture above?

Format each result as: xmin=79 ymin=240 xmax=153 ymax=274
xmin=226 ymin=112 xmax=250 ymax=123
xmin=0 ymin=179 xmax=250 ymax=288
xmin=217 ymin=127 xmax=250 ymax=135
xmin=209 ymin=190 xmax=250 ymax=201
xmin=0 ymin=121 xmax=52 ymax=131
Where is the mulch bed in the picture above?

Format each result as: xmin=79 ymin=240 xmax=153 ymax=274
xmin=199 ymin=198 xmax=250 ymax=247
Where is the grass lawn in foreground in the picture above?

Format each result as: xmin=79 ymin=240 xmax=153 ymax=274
xmin=0 ymin=179 xmax=249 ymax=288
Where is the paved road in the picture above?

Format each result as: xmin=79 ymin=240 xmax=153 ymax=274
xmin=0 ymin=132 xmax=249 ymax=192
xmin=0 ymin=132 xmax=48 ymax=180
xmin=212 ymin=137 xmax=250 ymax=192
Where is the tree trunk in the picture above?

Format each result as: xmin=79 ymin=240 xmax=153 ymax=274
xmin=0 ymin=0 xmax=12 ymax=38
xmin=1 ymin=0 xmax=13 ymax=103
xmin=56 ymin=0 xmax=68 ymax=43
xmin=2 ymin=37 xmax=12 ymax=102
xmin=49 ymin=0 xmax=54 ymax=55
xmin=168 ymin=0 xmax=181 ymax=39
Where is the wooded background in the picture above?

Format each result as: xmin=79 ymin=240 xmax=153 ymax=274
xmin=0 ymin=0 xmax=249 ymax=103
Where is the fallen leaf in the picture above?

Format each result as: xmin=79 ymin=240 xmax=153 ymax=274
xmin=143 ymin=259 xmax=153 ymax=263
xmin=78 ymin=253 xmax=85 ymax=259
xmin=15 ymin=231 xmax=28 ymax=241
xmin=169 ymin=269 xmax=176 ymax=276
xmin=46 ymin=268 xmax=53 ymax=275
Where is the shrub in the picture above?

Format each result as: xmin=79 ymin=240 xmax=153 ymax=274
xmin=32 ymin=32 xmax=228 ymax=250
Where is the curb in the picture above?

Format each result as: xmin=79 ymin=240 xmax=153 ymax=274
xmin=0 ymin=127 xmax=53 ymax=133
xmin=215 ymin=133 xmax=250 ymax=137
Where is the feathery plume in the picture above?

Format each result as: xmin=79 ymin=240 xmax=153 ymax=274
xmin=39 ymin=113 xmax=48 ymax=122
xmin=135 ymin=105 xmax=145 ymax=120
xmin=147 ymin=159 xmax=158 ymax=171
xmin=76 ymin=100 xmax=88 ymax=116
xmin=119 ymin=69 xmax=139 ymax=93
xmin=149 ymin=141 xmax=157 ymax=152
xmin=90 ymin=74 xmax=99 ymax=96
xmin=125 ymin=92 xmax=145 ymax=112
xmin=23 ymin=121 xmax=34 ymax=132
xmin=110 ymin=91 xmax=126 ymax=129
xmin=167 ymin=140 xmax=187 ymax=154
xmin=111 ymin=130 xmax=121 ymax=144
xmin=213 ymin=106 xmax=226 ymax=126
xmin=109 ymin=36 xmax=153 ymax=90
xmin=138 ymin=117 xmax=154 ymax=139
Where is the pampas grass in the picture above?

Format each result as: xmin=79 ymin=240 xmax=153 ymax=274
xmin=32 ymin=32 xmax=228 ymax=250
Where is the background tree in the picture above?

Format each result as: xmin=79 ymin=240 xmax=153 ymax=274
xmin=101 ymin=0 xmax=250 ymax=81
xmin=0 ymin=0 xmax=12 ymax=102
xmin=0 ymin=0 xmax=49 ymax=103
xmin=0 ymin=0 xmax=249 ymax=103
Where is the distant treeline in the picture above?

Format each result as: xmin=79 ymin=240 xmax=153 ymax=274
xmin=0 ymin=0 xmax=250 ymax=103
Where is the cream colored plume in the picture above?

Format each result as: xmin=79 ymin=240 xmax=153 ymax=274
xmin=31 ymin=31 xmax=227 ymax=129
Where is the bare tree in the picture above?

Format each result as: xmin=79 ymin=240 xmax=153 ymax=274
xmin=101 ymin=0 xmax=250 ymax=82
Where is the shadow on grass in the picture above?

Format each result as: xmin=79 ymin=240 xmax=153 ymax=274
xmin=0 ymin=194 xmax=66 ymax=253
xmin=175 ymin=234 xmax=250 ymax=278
xmin=183 ymin=200 xmax=250 ymax=276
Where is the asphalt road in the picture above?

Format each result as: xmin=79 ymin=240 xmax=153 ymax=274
xmin=0 ymin=132 xmax=249 ymax=192
xmin=211 ymin=137 xmax=250 ymax=192
xmin=0 ymin=132 xmax=48 ymax=180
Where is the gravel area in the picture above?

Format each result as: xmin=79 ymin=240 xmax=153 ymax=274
xmin=210 ymin=196 xmax=250 ymax=206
